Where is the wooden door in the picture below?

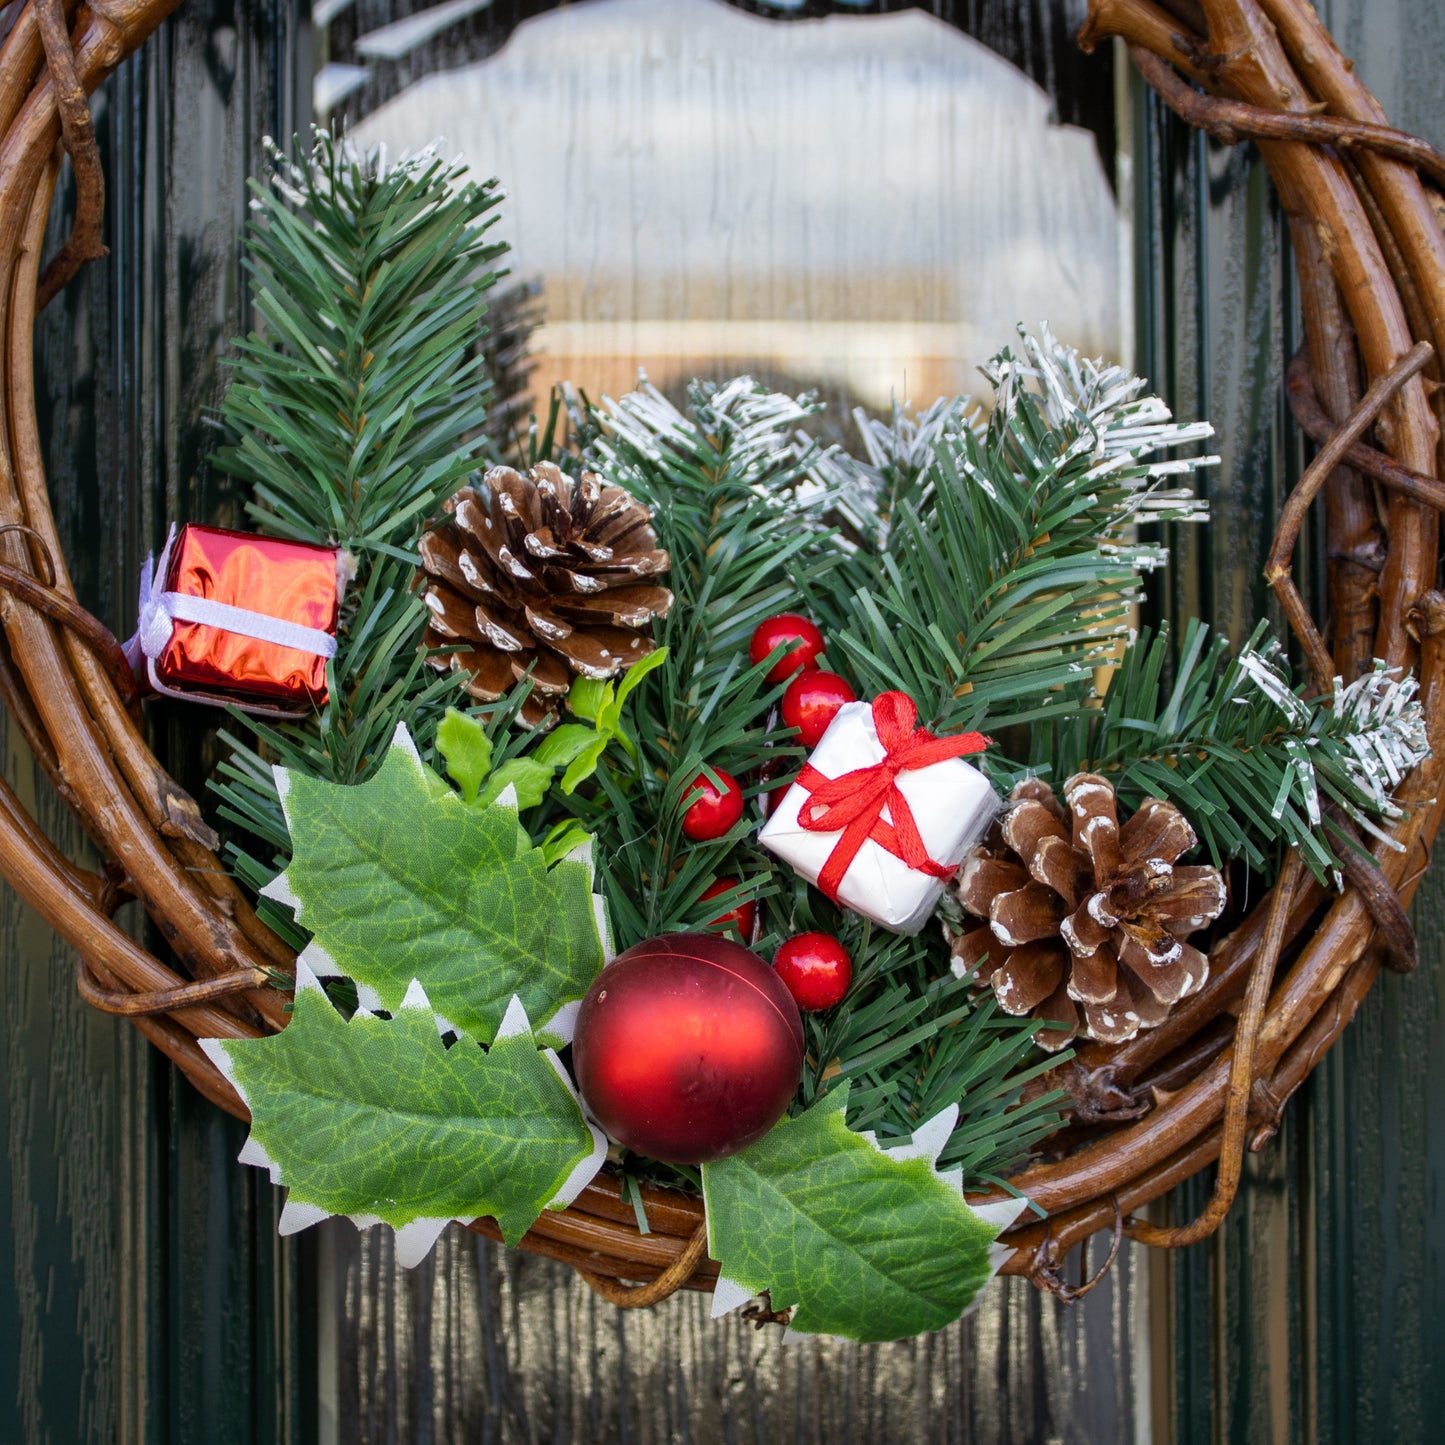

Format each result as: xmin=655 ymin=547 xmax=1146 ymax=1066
xmin=0 ymin=2 xmax=313 ymax=1440
xmin=2 ymin=2 xmax=1441 ymax=1441
xmin=1136 ymin=3 xmax=1445 ymax=1439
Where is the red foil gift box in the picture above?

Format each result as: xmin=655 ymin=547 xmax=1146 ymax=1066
xmin=130 ymin=525 xmax=341 ymax=713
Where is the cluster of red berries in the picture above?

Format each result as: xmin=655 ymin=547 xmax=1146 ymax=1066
xmin=679 ymin=611 xmax=857 ymax=844
xmin=747 ymin=612 xmax=857 ymax=747
xmin=677 ymin=612 xmax=857 ymax=1012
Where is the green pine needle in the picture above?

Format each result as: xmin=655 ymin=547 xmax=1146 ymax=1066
xmin=207 ymin=129 xmax=525 ymax=902
xmin=824 ymin=326 xmax=1216 ymax=735
xmin=1036 ymin=619 xmax=1431 ymax=882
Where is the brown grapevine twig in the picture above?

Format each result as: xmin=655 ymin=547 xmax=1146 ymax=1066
xmin=1286 ymin=349 xmax=1445 ymax=513
xmin=1265 ymin=339 xmax=1434 ymax=693
xmin=33 ymin=0 xmax=107 ymax=309
xmin=1125 ymin=854 xmax=1302 ymax=1248
xmin=1127 ymin=43 xmax=1445 ymax=190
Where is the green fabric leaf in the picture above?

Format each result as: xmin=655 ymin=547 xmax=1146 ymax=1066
xmin=436 ymin=707 xmax=493 ymax=802
xmin=532 ymin=724 xmax=601 ymax=770
xmin=262 ymin=724 xmax=608 ymax=1044
xmin=477 ymin=757 xmax=555 ymax=810
xmin=540 ymin=821 xmax=594 ymax=867
xmin=202 ymin=970 xmax=605 ymax=1263
xmin=560 ymin=734 xmax=611 ymax=794
xmin=702 ymin=1087 xmax=1025 ymax=1342
xmin=600 ymin=647 xmax=670 ymax=732
xmin=568 ymin=677 xmax=612 ymax=723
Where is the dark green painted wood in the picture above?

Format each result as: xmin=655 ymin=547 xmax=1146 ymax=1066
xmin=1136 ymin=3 xmax=1445 ymax=1440
xmin=2 ymin=1 xmax=314 ymax=1440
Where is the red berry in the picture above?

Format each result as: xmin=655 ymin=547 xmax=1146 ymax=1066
xmin=774 ymin=930 xmax=849 ymax=1011
xmin=681 ymin=767 xmax=744 ymax=840
xmin=774 ymin=932 xmax=853 ymax=1012
xmin=749 ymin=613 xmax=826 ymax=683
xmin=699 ymin=877 xmax=757 ymax=942
xmin=780 ymin=668 xmax=857 ymax=748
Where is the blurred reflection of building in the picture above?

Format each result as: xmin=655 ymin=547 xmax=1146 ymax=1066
xmin=351 ymin=0 xmax=1122 ymax=414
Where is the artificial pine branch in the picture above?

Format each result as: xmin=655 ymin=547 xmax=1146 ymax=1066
xmin=555 ymin=377 xmax=841 ymax=944
xmin=1036 ymin=620 xmax=1431 ymax=881
xmin=479 ymin=278 xmax=545 ymax=463
xmin=792 ymin=909 xmax=1067 ymax=1186
xmin=826 ymin=327 xmax=1215 ymax=734
xmin=205 ymin=130 xmax=521 ymax=910
xmin=216 ymin=132 xmax=507 ymax=551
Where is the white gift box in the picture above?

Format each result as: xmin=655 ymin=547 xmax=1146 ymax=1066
xmin=758 ymin=698 xmax=1000 ymax=934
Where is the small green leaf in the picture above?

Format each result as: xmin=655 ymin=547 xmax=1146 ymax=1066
xmin=264 ymin=725 xmax=608 ymax=1042
xmin=478 ymin=757 xmax=556 ymax=810
xmin=568 ymin=677 xmax=613 ymax=724
xmin=540 ymin=820 xmax=593 ymax=867
xmin=702 ymin=1086 xmax=1023 ymax=1342
xmin=560 ymin=734 xmax=611 ymax=794
xmin=203 ymin=972 xmax=605 ymax=1261
xmin=598 ymin=647 xmax=670 ymax=733
xmin=436 ymin=707 xmax=493 ymax=803
xmin=533 ymin=724 xmax=602 ymax=770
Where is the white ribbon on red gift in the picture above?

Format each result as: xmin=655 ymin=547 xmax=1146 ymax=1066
xmin=124 ymin=524 xmax=338 ymax=673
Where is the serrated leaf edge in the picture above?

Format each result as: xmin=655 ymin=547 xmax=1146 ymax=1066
xmin=257 ymin=722 xmax=609 ymax=1045
xmin=200 ymin=963 xmax=607 ymax=1267
xmin=706 ymin=1093 xmax=1032 ymax=1336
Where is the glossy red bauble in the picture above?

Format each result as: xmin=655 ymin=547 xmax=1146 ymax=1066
xmin=573 ymin=934 xmax=805 ymax=1164
xmin=699 ymin=876 xmax=758 ymax=942
xmin=780 ymin=668 xmax=857 ymax=748
xmin=773 ymin=932 xmax=853 ymax=1012
xmin=749 ymin=612 xmax=826 ymax=683
xmin=680 ymin=767 xmax=744 ymax=840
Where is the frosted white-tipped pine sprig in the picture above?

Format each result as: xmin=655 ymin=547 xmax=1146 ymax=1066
xmin=978 ymin=322 xmax=1216 ymax=547
xmin=1042 ymin=620 xmax=1432 ymax=882
xmin=810 ymin=396 xmax=977 ymax=552
xmin=831 ymin=326 xmax=1216 ymax=734
xmin=1237 ymin=644 xmax=1430 ymax=845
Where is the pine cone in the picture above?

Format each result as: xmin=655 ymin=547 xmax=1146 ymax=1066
xmin=419 ymin=463 xmax=672 ymax=726
xmin=946 ymin=774 xmax=1227 ymax=1051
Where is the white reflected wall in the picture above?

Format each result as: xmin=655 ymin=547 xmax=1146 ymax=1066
xmin=352 ymin=0 xmax=1121 ymax=411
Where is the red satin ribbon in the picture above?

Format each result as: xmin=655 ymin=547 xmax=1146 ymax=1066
xmin=795 ymin=691 xmax=988 ymax=902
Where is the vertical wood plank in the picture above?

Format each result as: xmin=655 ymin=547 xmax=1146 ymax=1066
xmin=1136 ymin=3 xmax=1445 ymax=1441
xmin=2 ymin=2 xmax=312 ymax=1440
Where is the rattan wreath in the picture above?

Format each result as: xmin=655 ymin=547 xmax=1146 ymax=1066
xmin=1 ymin=0 xmax=1443 ymax=1308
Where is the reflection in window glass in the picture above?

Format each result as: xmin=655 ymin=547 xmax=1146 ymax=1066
xmin=351 ymin=0 xmax=1121 ymax=420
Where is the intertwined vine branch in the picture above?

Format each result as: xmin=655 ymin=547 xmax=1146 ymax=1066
xmin=0 ymin=0 xmax=1436 ymax=1300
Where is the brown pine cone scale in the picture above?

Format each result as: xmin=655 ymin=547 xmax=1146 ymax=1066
xmin=946 ymin=774 xmax=1226 ymax=1051
xmin=420 ymin=463 xmax=673 ymax=726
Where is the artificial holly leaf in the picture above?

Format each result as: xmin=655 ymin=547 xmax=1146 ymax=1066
xmin=201 ymin=966 xmax=606 ymax=1265
xmin=436 ymin=706 xmax=493 ymax=803
xmin=560 ymin=734 xmax=610 ymax=793
xmin=533 ymin=723 xmax=601 ymax=770
xmin=261 ymin=723 xmax=608 ymax=1044
xmin=567 ymin=676 xmax=612 ymax=724
xmin=701 ymin=1086 xmax=1027 ymax=1342
xmin=541 ymin=819 xmax=594 ymax=866
xmin=597 ymin=646 xmax=669 ymax=735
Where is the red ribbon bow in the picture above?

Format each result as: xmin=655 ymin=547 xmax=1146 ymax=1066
xmin=794 ymin=691 xmax=988 ymax=902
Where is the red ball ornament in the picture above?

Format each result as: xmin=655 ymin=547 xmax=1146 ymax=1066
xmin=680 ymin=767 xmax=744 ymax=840
xmin=773 ymin=932 xmax=853 ymax=1012
xmin=573 ymin=934 xmax=805 ymax=1164
xmin=780 ymin=668 xmax=857 ymax=748
xmin=749 ymin=612 xmax=826 ymax=683
xmin=699 ymin=876 xmax=758 ymax=942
